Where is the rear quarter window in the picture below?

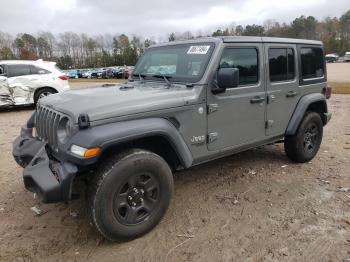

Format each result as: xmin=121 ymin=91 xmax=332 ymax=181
xmin=30 ymin=65 xmax=51 ymax=75
xmin=300 ymin=47 xmax=324 ymax=79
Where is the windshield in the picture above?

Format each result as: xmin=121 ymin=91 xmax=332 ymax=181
xmin=133 ymin=43 xmax=215 ymax=83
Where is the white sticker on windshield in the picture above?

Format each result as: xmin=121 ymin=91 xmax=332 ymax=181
xmin=187 ymin=45 xmax=210 ymax=54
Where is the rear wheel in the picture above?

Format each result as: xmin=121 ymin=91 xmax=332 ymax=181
xmin=87 ymin=149 xmax=173 ymax=241
xmin=284 ymin=112 xmax=323 ymax=163
xmin=34 ymin=87 xmax=56 ymax=104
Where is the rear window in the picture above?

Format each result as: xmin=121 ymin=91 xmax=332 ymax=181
xmin=301 ymin=47 xmax=324 ymax=79
xmin=268 ymin=48 xmax=295 ymax=82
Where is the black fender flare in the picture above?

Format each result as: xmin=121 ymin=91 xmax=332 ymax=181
xmin=285 ymin=93 xmax=328 ymax=136
xmin=67 ymin=118 xmax=193 ymax=168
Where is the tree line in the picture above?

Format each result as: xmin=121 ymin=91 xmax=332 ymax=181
xmin=0 ymin=9 xmax=349 ymax=69
xmin=0 ymin=32 xmax=156 ymax=69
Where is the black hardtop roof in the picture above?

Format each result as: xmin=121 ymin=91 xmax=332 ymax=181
xmin=152 ymin=36 xmax=322 ymax=48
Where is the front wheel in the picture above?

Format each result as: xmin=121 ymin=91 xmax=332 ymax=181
xmin=87 ymin=149 xmax=173 ymax=241
xmin=284 ymin=112 xmax=323 ymax=163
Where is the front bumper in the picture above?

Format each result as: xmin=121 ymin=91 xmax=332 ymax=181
xmin=13 ymin=125 xmax=78 ymax=203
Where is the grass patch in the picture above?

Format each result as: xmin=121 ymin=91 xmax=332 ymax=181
xmin=328 ymin=82 xmax=350 ymax=94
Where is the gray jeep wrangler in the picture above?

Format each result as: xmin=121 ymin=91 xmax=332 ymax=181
xmin=12 ymin=37 xmax=331 ymax=241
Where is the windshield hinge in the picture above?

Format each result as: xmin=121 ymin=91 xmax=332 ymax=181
xmin=78 ymin=114 xmax=90 ymax=129
xmin=207 ymin=104 xmax=218 ymax=114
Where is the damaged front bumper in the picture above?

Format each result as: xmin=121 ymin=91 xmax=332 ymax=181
xmin=12 ymin=120 xmax=78 ymax=203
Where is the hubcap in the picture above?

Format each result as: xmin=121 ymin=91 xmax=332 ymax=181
xmin=303 ymin=123 xmax=318 ymax=154
xmin=38 ymin=91 xmax=52 ymax=100
xmin=113 ymin=173 xmax=160 ymax=225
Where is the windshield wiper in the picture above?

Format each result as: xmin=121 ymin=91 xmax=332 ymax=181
xmin=152 ymin=74 xmax=172 ymax=87
xmin=133 ymin=73 xmax=146 ymax=83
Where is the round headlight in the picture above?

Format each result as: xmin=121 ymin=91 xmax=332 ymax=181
xmin=57 ymin=117 xmax=71 ymax=144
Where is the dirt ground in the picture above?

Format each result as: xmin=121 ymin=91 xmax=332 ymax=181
xmin=0 ymin=91 xmax=350 ymax=261
xmin=327 ymin=63 xmax=350 ymax=83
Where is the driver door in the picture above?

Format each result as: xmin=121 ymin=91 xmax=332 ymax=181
xmin=207 ymin=43 xmax=267 ymax=151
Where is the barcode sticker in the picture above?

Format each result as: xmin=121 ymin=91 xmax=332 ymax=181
xmin=187 ymin=46 xmax=210 ymax=54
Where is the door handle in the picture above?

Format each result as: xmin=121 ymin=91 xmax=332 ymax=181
xmin=286 ymin=91 xmax=297 ymax=98
xmin=250 ymin=96 xmax=265 ymax=104
xmin=267 ymin=94 xmax=276 ymax=104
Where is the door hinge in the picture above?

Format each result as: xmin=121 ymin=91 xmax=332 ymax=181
xmin=265 ymin=120 xmax=274 ymax=129
xmin=207 ymin=104 xmax=218 ymax=114
xmin=207 ymin=132 xmax=218 ymax=143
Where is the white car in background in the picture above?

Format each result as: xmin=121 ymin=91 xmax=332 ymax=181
xmin=0 ymin=59 xmax=70 ymax=107
xmin=344 ymin=52 xmax=350 ymax=62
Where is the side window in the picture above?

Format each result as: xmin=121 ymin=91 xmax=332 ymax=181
xmin=219 ymin=48 xmax=259 ymax=86
xmin=268 ymin=48 xmax=295 ymax=82
xmin=30 ymin=65 xmax=50 ymax=75
xmin=0 ymin=65 xmax=5 ymax=75
xmin=7 ymin=64 xmax=31 ymax=78
xmin=301 ymin=47 xmax=324 ymax=79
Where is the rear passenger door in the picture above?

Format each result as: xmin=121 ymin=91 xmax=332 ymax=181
xmin=7 ymin=64 xmax=33 ymax=86
xmin=265 ymin=44 xmax=299 ymax=136
xmin=7 ymin=64 xmax=36 ymax=105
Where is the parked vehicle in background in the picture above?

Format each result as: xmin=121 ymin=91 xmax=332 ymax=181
xmin=76 ymin=70 xmax=83 ymax=78
xmin=82 ymin=69 xmax=96 ymax=78
xmin=115 ymin=66 xmax=133 ymax=79
xmin=80 ymin=69 xmax=89 ymax=78
xmin=65 ymin=67 xmax=134 ymax=79
xmin=114 ymin=67 xmax=123 ymax=79
xmin=0 ymin=59 xmax=70 ymax=107
xmin=127 ymin=66 xmax=134 ymax=78
xmin=344 ymin=52 xmax=350 ymax=62
xmin=97 ymin=68 xmax=106 ymax=78
xmin=101 ymin=68 xmax=114 ymax=79
xmin=325 ymin=53 xmax=338 ymax=63
xmin=94 ymin=68 xmax=103 ymax=78
xmin=66 ymin=70 xmax=79 ymax=79
xmin=13 ymin=37 xmax=331 ymax=241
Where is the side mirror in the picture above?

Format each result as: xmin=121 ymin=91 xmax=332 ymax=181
xmin=212 ymin=68 xmax=239 ymax=94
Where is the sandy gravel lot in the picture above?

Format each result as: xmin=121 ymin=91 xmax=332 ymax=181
xmin=0 ymin=92 xmax=350 ymax=261
xmin=327 ymin=63 xmax=350 ymax=83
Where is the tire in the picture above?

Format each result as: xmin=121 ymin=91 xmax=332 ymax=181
xmin=34 ymin=87 xmax=56 ymax=104
xmin=87 ymin=149 xmax=174 ymax=241
xmin=284 ymin=112 xmax=323 ymax=163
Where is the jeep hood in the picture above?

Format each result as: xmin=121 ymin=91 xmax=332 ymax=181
xmin=40 ymin=82 xmax=202 ymax=123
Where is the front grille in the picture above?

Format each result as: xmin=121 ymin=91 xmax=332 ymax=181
xmin=35 ymin=105 xmax=65 ymax=151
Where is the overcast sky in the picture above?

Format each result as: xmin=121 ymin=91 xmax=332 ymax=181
xmin=0 ymin=0 xmax=349 ymax=39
